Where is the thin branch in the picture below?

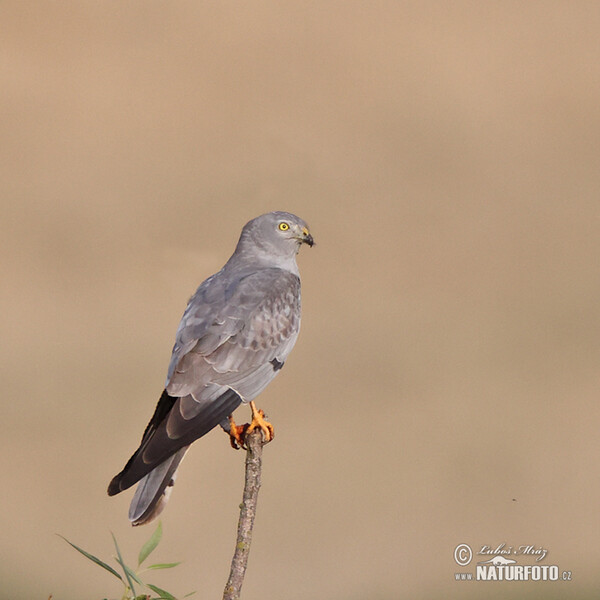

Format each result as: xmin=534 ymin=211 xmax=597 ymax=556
xmin=223 ymin=428 xmax=265 ymax=600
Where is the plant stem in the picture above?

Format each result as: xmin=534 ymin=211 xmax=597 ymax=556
xmin=222 ymin=429 xmax=265 ymax=600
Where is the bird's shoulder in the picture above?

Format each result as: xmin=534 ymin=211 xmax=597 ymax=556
xmin=182 ymin=266 xmax=299 ymax=331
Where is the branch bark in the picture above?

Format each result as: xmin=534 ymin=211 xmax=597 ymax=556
xmin=222 ymin=429 xmax=265 ymax=600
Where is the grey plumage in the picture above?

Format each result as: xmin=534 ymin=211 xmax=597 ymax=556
xmin=108 ymin=211 xmax=313 ymax=524
xmin=129 ymin=447 xmax=187 ymax=526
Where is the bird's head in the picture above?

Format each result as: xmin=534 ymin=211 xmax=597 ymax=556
xmin=239 ymin=212 xmax=314 ymax=261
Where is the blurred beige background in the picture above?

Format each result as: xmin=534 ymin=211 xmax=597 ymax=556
xmin=1 ymin=2 xmax=599 ymax=599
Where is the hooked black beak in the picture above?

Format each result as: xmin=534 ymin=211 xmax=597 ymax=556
xmin=301 ymin=227 xmax=314 ymax=247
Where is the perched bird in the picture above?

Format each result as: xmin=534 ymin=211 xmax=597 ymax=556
xmin=107 ymin=212 xmax=313 ymax=525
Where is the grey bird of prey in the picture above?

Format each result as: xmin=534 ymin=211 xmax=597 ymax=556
xmin=107 ymin=212 xmax=313 ymax=525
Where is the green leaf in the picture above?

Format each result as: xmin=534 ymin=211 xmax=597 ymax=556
xmin=138 ymin=521 xmax=163 ymax=566
xmin=146 ymin=583 xmax=177 ymax=600
xmin=111 ymin=532 xmax=137 ymax=596
xmin=146 ymin=562 xmax=181 ymax=570
xmin=57 ymin=534 xmax=124 ymax=583
xmin=183 ymin=592 xmax=197 ymax=598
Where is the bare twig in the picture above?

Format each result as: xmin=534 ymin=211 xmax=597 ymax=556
xmin=223 ymin=429 xmax=265 ymax=600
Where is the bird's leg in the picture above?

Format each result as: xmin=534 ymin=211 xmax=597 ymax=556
xmin=226 ymin=414 xmax=247 ymax=450
xmin=245 ymin=401 xmax=274 ymax=443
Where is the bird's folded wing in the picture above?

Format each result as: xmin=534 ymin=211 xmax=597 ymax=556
xmin=167 ymin=267 xmax=301 ymax=400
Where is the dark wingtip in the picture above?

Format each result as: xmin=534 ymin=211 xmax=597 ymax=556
xmin=107 ymin=475 xmax=122 ymax=496
xmin=107 ymin=389 xmax=176 ymax=497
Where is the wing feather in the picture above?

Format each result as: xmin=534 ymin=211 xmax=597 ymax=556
xmin=166 ymin=268 xmax=301 ymax=401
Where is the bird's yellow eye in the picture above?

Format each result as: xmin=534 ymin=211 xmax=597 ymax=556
xmin=278 ymin=222 xmax=290 ymax=231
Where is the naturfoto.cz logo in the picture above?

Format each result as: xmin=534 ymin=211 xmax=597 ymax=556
xmin=453 ymin=543 xmax=573 ymax=582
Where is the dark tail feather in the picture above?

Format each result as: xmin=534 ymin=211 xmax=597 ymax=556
xmin=128 ymin=447 xmax=188 ymax=526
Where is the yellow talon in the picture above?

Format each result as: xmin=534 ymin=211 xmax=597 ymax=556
xmin=227 ymin=415 xmax=246 ymax=450
xmin=245 ymin=401 xmax=274 ymax=443
xmin=226 ymin=402 xmax=275 ymax=449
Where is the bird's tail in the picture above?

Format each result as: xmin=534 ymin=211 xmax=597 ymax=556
xmin=128 ymin=446 xmax=189 ymax=526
